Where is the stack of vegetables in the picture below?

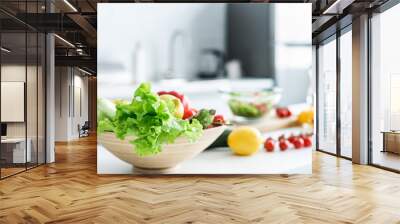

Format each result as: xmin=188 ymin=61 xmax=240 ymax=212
xmin=98 ymin=83 xmax=224 ymax=156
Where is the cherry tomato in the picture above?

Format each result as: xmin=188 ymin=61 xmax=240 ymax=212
xmin=278 ymin=134 xmax=285 ymax=141
xmin=298 ymin=133 xmax=306 ymax=139
xmin=293 ymin=138 xmax=304 ymax=149
xmin=276 ymin=108 xmax=284 ymax=117
xmin=276 ymin=107 xmax=292 ymax=118
xmin=279 ymin=140 xmax=289 ymax=151
xmin=303 ymin=136 xmax=312 ymax=147
xmin=288 ymin=134 xmax=296 ymax=144
xmin=264 ymin=139 xmax=275 ymax=152
xmin=213 ymin=114 xmax=225 ymax=124
xmin=182 ymin=108 xmax=196 ymax=119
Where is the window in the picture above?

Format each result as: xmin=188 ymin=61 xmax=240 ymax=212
xmin=370 ymin=3 xmax=400 ymax=171
xmin=317 ymin=36 xmax=337 ymax=154
xmin=339 ymin=28 xmax=352 ymax=158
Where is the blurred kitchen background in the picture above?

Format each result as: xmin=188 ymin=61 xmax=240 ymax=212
xmin=98 ymin=3 xmax=312 ymax=111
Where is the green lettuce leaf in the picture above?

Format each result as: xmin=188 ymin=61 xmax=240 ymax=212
xmin=97 ymin=98 xmax=116 ymax=132
xmin=99 ymin=83 xmax=203 ymax=156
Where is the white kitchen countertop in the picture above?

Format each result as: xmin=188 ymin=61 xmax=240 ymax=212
xmin=97 ymin=146 xmax=311 ymax=175
xmin=97 ymin=127 xmax=312 ymax=175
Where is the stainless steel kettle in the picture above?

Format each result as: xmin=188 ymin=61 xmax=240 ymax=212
xmin=198 ymin=49 xmax=225 ymax=79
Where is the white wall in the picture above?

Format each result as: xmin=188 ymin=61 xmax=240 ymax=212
xmin=55 ymin=67 xmax=89 ymax=141
xmin=71 ymin=74 xmax=89 ymax=138
xmin=1 ymin=63 xmax=47 ymax=163
xmin=55 ymin=67 xmax=69 ymax=141
xmin=98 ymin=3 xmax=226 ymax=84
xmin=1 ymin=65 xmax=40 ymax=137
xmin=275 ymin=69 xmax=311 ymax=106
xmin=274 ymin=4 xmax=312 ymax=105
xmin=275 ymin=4 xmax=311 ymax=71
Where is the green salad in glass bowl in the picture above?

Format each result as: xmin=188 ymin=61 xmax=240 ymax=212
xmin=220 ymin=87 xmax=282 ymax=120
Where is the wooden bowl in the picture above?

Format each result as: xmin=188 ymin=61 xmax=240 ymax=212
xmin=98 ymin=126 xmax=226 ymax=171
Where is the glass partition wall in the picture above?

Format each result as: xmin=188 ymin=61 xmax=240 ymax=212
xmin=370 ymin=3 xmax=400 ymax=172
xmin=316 ymin=0 xmax=400 ymax=171
xmin=0 ymin=3 xmax=46 ymax=179
xmin=317 ymin=35 xmax=337 ymax=155
xmin=339 ymin=27 xmax=352 ymax=159
xmin=316 ymin=27 xmax=352 ymax=159
xmin=0 ymin=31 xmax=27 ymax=177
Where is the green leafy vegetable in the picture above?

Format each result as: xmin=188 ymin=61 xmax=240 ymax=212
xmin=98 ymin=83 xmax=203 ymax=156
xmin=192 ymin=109 xmax=215 ymax=128
xmin=228 ymin=99 xmax=265 ymax=118
xmin=97 ymin=98 xmax=116 ymax=132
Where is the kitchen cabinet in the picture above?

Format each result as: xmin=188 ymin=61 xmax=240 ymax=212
xmin=382 ymin=131 xmax=400 ymax=154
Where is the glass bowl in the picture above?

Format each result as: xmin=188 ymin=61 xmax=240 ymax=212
xmin=220 ymin=87 xmax=282 ymax=121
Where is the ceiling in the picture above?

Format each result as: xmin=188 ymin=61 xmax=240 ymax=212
xmin=0 ymin=0 xmax=392 ymax=75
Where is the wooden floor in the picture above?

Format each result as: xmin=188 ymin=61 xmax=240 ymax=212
xmin=1 ymin=163 xmax=44 ymax=178
xmin=1 ymin=135 xmax=400 ymax=224
xmin=1 ymin=167 xmax=26 ymax=178
xmin=373 ymin=150 xmax=400 ymax=171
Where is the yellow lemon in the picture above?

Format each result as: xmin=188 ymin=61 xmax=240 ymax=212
xmin=227 ymin=126 xmax=262 ymax=156
xmin=297 ymin=108 xmax=314 ymax=125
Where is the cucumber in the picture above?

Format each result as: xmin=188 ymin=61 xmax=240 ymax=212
xmin=206 ymin=129 xmax=232 ymax=149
